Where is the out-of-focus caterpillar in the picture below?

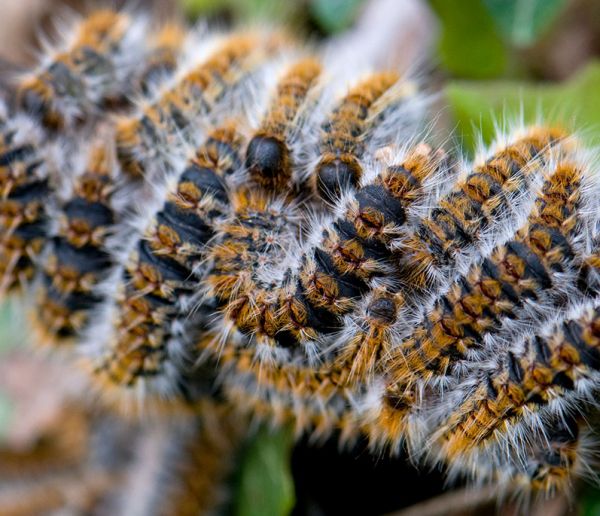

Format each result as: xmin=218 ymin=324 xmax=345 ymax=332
xmin=138 ymin=23 xmax=187 ymax=95
xmin=17 ymin=9 xmax=148 ymax=130
xmin=115 ymin=31 xmax=288 ymax=178
xmin=30 ymin=142 xmax=120 ymax=346
xmin=0 ymin=403 xmax=133 ymax=516
xmin=86 ymin=125 xmax=243 ymax=404
xmin=115 ymin=400 xmax=247 ymax=516
xmin=0 ymin=101 xmax=49 ymax=297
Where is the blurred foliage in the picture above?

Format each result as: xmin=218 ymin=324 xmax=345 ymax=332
xmin=582 ymin=485 xmax=600 ymax=516
xmin=181 ymin=0 xmax=365 ymax=35
xmin=0 ymin=302 xmax=16 ymax=438
xmin=181 ymin=0 xmax=300 ymax=25
xmin=233 ymin=426 xmax=295 ymax=516
xmin=446 ymin=61 xmax=600 ymax=151
xmin=428 ymin=0 xmax=507 ymax=79
xmin=482 ymin=0 xmax=567 ymax=47
xmin=308 ymin=0 xmax=363 ymax=34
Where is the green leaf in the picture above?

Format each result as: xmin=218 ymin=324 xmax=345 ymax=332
xmin=429 ymin=0 xmax=507 ymax=79
xmin=580 ymin=485 xmax=600 ymax=516
xmin=0 ymin=301 xmax=17 ymax=352
xmin=446 ymin=61 xmax=600 ymax=152
xmin=0 ymin=301 xmax=16 ymax=439
xmin=0 ymin=393 xmax=13 ymax=440
xmin=310 ymin=0 xmax=364 ymax=34
xmin=234 ymin=425 xmax=295 ymax=516
xmin=179 ymin=0 xmax=230 ymax=19
xmin=483 ymin=0 xmax=567 ymax=47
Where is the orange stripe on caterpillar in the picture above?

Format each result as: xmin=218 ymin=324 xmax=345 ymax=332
xmin=399 ymin=126 xmax=566 ymax=291
xmin=388 ymin=156 xmax=584 ymax=385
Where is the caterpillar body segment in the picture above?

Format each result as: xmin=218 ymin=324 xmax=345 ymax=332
xmin=398 ymin=126 xmax=566 ymax=291
xmin=115 ymin=400 xmax=246 ymax=516
xmin=86 ymin=126 xmax=244 ymax=403
xmin=387 ymin=156 xmax=592 ymax=387
xmin=312 ymin=72 xmax=421 ymax=203
xmin=30 ymin=142 xmax=120 ymax=346
xmin=200 ymin=288 xmax=404 ymax=441
xmin=115 ymin=31 xmax=289 ymax=178
xmin=138 ymin=23 xmax=187 ymax=95
xmin=437 ymin=300 xmax=600 ymax=462
xmin=441 ymin=413 xmax=592 ymax=501
xmin=17 ymin=9 xmax=148 ymax=131
xmin=246 ymin=57 xmax=322 ymax=192
xmin=205 ymin=145 xmax=445 ymax=365
xmin=0 ymin=110 xmax=51 ymax=297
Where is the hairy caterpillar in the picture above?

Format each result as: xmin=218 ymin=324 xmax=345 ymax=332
xmin=200 ymin=145 xmax=447 ymax=441
xmin=30 ymin=141 xmax=120 ymax=346
xmin=138 ymin=22 xmax=187 ymax=95
xmin=387 ymin=149 xmax=596 ymax=386
xmin=85 ymin=125 xmax=243 ymax=405
xmin=0 ymin=100 xmax=50 ymax=297
xmin=437 ymin=299 xmax=600 ymax=462
xmin=17 ymin=9 xmax=147 ymax=131
xmin=398 ymin=126 xmax=565 ymax=291
xmin=3 ymin=5 xmax=600 ymax=511
xmin=114 ymin=30 xmax=288 ymax=178
xmin=246 ymin=57 xmax=322 ymax=192
xmin=312 ymin=72 xmax=417 ymax=203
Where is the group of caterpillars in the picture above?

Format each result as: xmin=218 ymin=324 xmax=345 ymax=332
xmin=1 ymin=6 xmax=600 ymax=514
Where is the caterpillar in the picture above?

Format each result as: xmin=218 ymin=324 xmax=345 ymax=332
xmin=85 ymin=125 xmax=243 ymax=404
xmin=0 ymin=100 xmax=50 ymax=297
xmin=205 ymin=144 xmax=445 ymax=364
xmin=138 ymin=22 xmax=187 ymax=95
xmin=3 ymin=5 xmax=600 ymax=511
xmin=387 ymin=151 xmax=595 ymax=387
xmin=437 ymin=299 xmax=600 ymax=460
xmin=115 ymin=400 xmax=246 ymax=516
xmin=397 ymin=126 xmax=566 ymax=291
xmin=17 ymin=9 xmax=147 ymax=131
xmin=312 ymin=72 xmax=418 ymax=203
xmin=0 ymin=402 xmax=133 ymax=516
xmin=200 ymin=145 xmax=447 ymax=441
xmin=246 ymin=57 xmax=322 ymax=192
xmin=114 ymin=30 xmax=288 ymax=178
xmin=444 ymin=413 xmax=591 ymax=499
xmin=30 ymin=141 xmax=120 ymax=346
